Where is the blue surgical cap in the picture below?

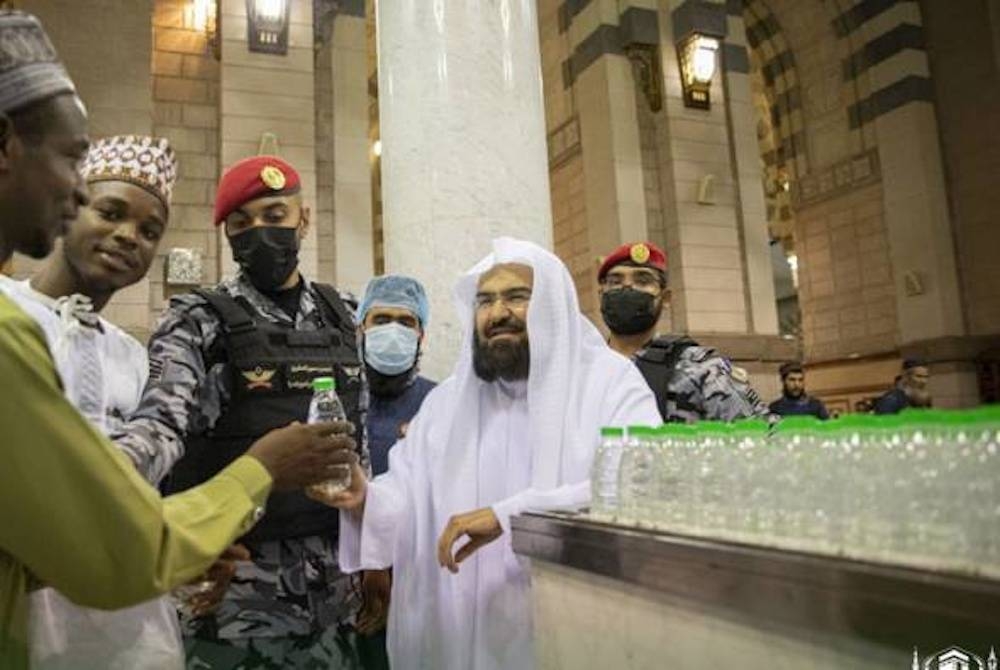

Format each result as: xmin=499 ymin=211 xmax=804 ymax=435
xmin=357 ymin=275 xmax=430 ymax=327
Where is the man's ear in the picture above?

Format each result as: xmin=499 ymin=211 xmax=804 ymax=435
xmin=0 ymin=112 xmax=20 ymax=174
xmin=297 ymin=205 xmax=311 ymax=241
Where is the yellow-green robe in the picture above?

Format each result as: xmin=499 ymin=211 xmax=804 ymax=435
xmin=0 ymin=294 xmax=272 ymax=668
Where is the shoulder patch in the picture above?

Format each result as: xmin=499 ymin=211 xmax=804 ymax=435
xmin=730 ymin=365 xmax=748 ymax=383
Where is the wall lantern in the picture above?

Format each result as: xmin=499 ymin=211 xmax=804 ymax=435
xmin=671 ymin=0 xmax=728 ymax=109
xmin=247 ymin=0 xmax=290 ymax=55
xmin=678 ymin=33 xmax=719 ymax=109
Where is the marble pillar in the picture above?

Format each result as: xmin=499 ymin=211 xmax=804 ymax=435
xmin=376 ymin=0 xmax=553 ymax=379
xmin=330 ymin=10 xmax=374 ymax=297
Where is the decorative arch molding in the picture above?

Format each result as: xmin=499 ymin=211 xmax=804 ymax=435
xmin=741 ymin=0 xmax=808 ymax=183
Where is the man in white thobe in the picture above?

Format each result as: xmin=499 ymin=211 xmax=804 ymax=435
xmin=320 ymin=238 xmax=660 ymax=670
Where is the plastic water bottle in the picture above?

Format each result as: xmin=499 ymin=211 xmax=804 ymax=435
xmin=590 ymin=427 xmax=625 ymax=520
xmin=617 ymin=425 xmax=656 ymax=525
xmin=653 ymin=423 xmax=692 ymax=533
xmin=308 ymin=376 xmax=351 ymax=496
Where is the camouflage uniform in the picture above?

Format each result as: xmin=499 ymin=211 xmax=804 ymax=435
xmin=113 ymin=273 xmax=369 ymax=670
xmin=633 ymin=336 xmax=769 ymax=423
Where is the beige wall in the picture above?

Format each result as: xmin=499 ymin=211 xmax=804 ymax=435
xmin=796 ymin=182 xmax=898 ymax=363
xmin=22 ymin=0 xmax=155 ymax=139
xmin=17 ymin=0 xmax=156 ymax=340
xmin=921 ymin=0 xmax=1000 ymax=338
xmin=329 ymin=13 xmax=373 ymax=296
xmin=551 ymin=149 xmax=595 ymax=319
xmin=746 ymin=0 xmax=983 ymax=406
xmin=540 ymin=0 xmax=597 ymax=321
xmin=151 ymin=0 xmax=222 ymax=331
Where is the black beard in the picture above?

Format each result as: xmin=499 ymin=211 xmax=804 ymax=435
xmin=783 ymin=388 xmax=804 ymax=399
xmin=473 ymin=333 xmax=530 ymax=382
xmin=366 ymin=364 xmax=416 ymax=398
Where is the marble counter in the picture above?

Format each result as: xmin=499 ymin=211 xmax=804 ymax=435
xmin=511 ymin=512 xmax=1000 ymax=669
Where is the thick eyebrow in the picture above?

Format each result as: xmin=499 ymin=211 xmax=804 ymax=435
xmin=93 ymin=195 xmax=127 ymax=210
xmin=476 ymin=287 xmax=532 ymax=299
xmin=231 ymin=201 xmax=288 ymax=220
xmin=145 ymin=212 xmax=166 ymax=229
xmin=94 ymin=195 xmax=167 ymax=229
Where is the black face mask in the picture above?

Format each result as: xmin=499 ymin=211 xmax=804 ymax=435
xmin=229 ymin=226 xmax=300 ymax=291
xmin=601 ymin=288 xmax=659 ymax=335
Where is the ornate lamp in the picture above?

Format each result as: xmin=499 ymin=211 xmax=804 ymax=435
xmin=677 ymin=33 xmax=719 ymax=109
xmin=247 ymin=0 xmax=290 ymax=55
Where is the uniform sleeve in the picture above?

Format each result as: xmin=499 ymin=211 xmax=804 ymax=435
xmin=690 ymin=351 xmax=766 ymax=421
xmin=354 ymin=358 xmax=373 ymax=478
xmin=113 ymin=297 xmax=223 ymax=485
xmin=0 ymin=310 xmax=271 ymax=610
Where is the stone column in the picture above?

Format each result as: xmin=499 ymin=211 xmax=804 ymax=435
xmin=721 ymin=8 xmax=778 ymax=336
xmin=655 ymin=0 xmax=750 ymax=335
xmin=330 ymin=5 xmax=374 ymax=296
xmin=568 ymin=1 xmax=651 ymax=260
xmin=377 ymin=0 xmax=553 ymax=379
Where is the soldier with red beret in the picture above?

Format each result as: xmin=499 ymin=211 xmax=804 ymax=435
xmin=598 ymin=241 xmax=767 ymax=423
xmin=114 ymin=155 xmax=369 ymax=668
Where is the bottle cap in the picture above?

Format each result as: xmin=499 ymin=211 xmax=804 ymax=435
xmin=312 ymin=376 xmax=335 ymax=392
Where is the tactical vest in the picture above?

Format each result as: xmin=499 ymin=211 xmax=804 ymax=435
xmin=164 ymin=283 xmax=364 ymax=544
xmin=633 ymin=335 xmax=698 ymax=422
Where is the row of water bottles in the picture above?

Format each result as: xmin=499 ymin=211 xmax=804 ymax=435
xmin=590 ymin=406 xmax=1000 ymax=578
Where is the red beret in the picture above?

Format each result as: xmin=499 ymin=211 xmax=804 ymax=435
xmin=598 ymin=242 xmax=667 ymax=280
xmin=213 ymin=155 xmax=301 ymax=226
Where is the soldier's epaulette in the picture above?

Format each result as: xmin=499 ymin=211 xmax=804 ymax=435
xmin=681 ymin=345 xmax=718 ymax=364
xmin=163 ymin=290 xmax=226 ymax=329
xmin=166 ymin=290 xmax=210 ymax=312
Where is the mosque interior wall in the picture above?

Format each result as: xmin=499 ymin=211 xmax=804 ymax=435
xmin=1 ymin=0 xmax=995 ymax=407
xmin=150 ymin=0 xmax=222 ymax=336
xmin=920 ymin=0 xmax=1000 ymax=340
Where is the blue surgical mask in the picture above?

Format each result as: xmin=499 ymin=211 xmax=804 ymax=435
xmin=364 ymin=322 xmax=420 ymax=376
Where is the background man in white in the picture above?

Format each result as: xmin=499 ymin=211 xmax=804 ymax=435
xmin=319 ymin=238 xmax=660 ymax=670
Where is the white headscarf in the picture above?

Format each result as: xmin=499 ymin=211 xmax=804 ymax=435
xmin=432 ymin=237 xmax=642 ymax=512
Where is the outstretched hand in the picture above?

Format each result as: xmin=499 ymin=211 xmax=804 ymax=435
xmin=305 ymin=461 xmax=368 ymax=515
xmin=436 ymin=507 xmax=503 ymax=574
xmin=185 ymin=544 xmax=250 ymax=617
